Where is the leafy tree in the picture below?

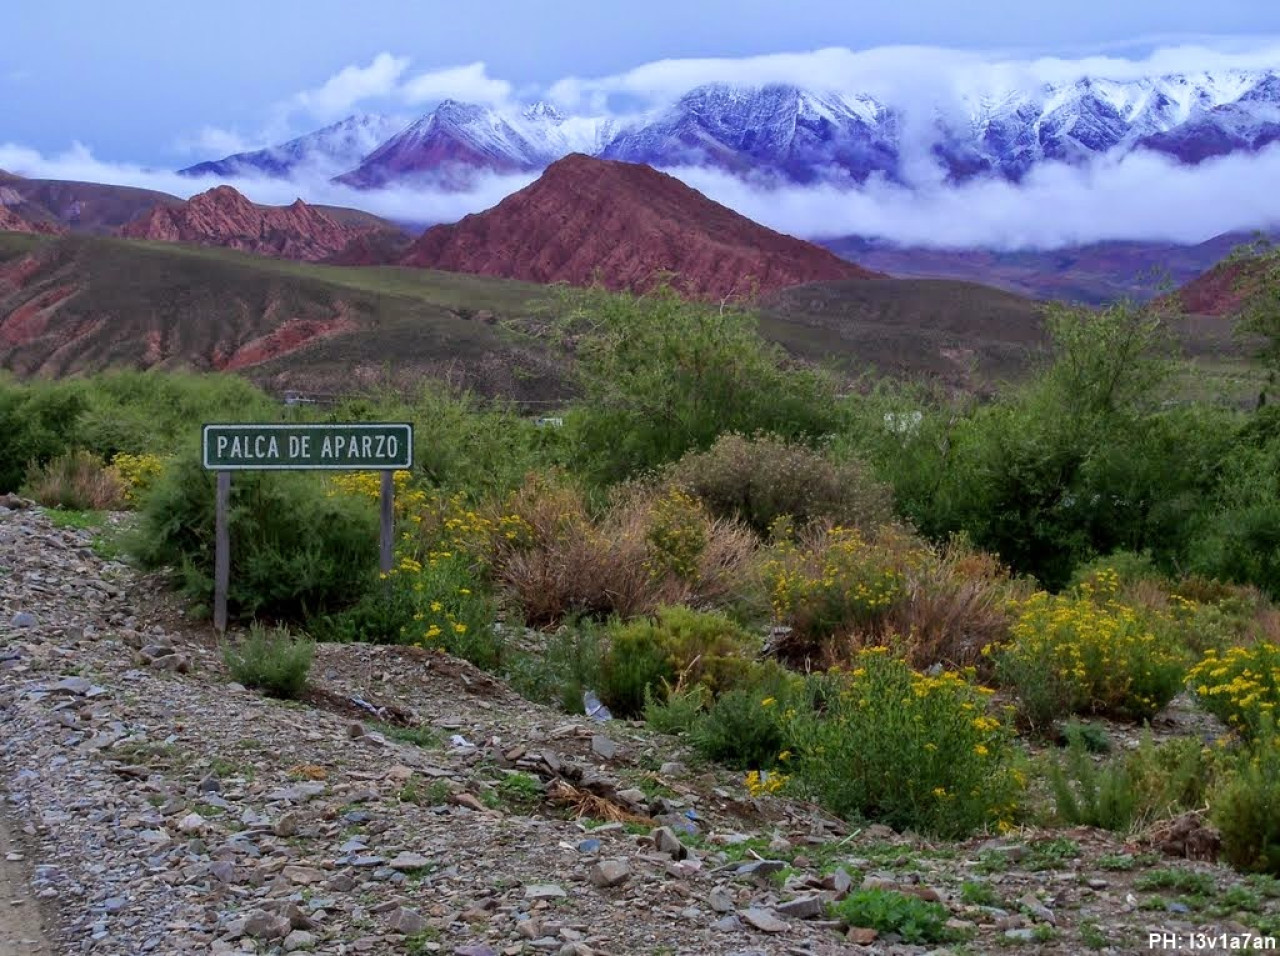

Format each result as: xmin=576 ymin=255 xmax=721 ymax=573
xmin=551 ymin=283 xmax=842 ymax=484
xmin=1228 ymin=238 xmax=1280 ymax=400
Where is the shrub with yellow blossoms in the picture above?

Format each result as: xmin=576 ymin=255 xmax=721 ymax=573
xmin=110 ymin=452 xmax=167 ymax=504
xmin=985 ymin=590 xmax=1189 ymax=730
xmin=781 ymin=648 xmax=1023 ymax=839
xmin=763 ymin=524 xmax=925 ymax=651
xmin=1189 ymin=642 xmax=1280 ymax=739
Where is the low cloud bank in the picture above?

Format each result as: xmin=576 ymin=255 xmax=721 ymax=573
xmin=2 ymin=140 xmax=1277 ymax=250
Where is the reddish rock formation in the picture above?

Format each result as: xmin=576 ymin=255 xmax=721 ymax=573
xmin=0 ymin=203 xmax=64 ymax=236
xmin=399 ymin=153 xmax=883 ymax=298
xmin=118 ymin=185 xmax=369 ymax=262
xmin=1173 ymin=256 xmax=1273 ymax=316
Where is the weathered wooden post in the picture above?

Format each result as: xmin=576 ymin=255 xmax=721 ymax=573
xmin=380 ymin=469 xmax=394 ymax=575
xmin=214 ymin=470 xmax=230 ymax=634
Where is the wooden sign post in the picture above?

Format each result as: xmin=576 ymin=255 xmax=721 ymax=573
xmin=201 ymin=422 xmax=413 ymax=633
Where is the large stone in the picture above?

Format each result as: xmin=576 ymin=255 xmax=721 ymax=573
xmin=651 ymin=826 xmax=686 ymax=860
xmin=242 ymin=910 xmax=291 ymax=940
xmin=387 ymin=906 xmax=427 ymax=935
xmin=589 ymin=859 xmax=631 ymax=888
xmin=776 ymin=895 xmax=824 ymax=920
xmin=11 ymin=611 xmax=36 ymax=628
xmin=742 ymin=908 xmax=788 ymax=933
xmin=283 ymin=930 xmax=316 ymax=952
xmin=525 ymin=884 xmax=567 ymax=900
xmin=388 ymin=852 xmax=433 ymax=872
xmin=590 ymin=735 xmax=618 ymax=760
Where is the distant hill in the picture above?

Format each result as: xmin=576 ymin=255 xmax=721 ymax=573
xmin=1 ymin=233 xmax=1253 ymax=400
xmin=400 ymin=153 xmax=882 ymax=298
xmin=117 ymin=185 xmax=405 ymax=263
xmin=1172 ymin=250 xmax=1276 ymax=317
xmin=0 ymin=178 xmax=183 ymax=234
xmin=821 ymin=232 xmax=1278 ymax=305
xmin=0 ymin=203 xmax=64 ymax=236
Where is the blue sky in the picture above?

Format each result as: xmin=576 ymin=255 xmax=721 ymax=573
xmin=3 ymin=0 xmax=1279 ymax=165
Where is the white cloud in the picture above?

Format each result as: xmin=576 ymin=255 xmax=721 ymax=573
xmin=174 ymin=125 xmax=263 ymax=157
xmin=294 ymin=52 xmax=411 ymax=119
xmin=547 ymin=39 xmax=1280 ymax=109
xmin=667 ymin=145 xmax=1280 ymax=249
xmin=399 ymin=62 xmax=512 ymax=106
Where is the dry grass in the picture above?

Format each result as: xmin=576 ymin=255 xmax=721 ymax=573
xmin=486 ymin=475 xmax=757 ymax=626
xmin=546 ymin=780 xmax=654 ymax=825
xmin=24 ymin=449 xmax=127 ymax=511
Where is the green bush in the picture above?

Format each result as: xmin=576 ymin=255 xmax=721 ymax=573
xmin=222 ymin=624 xmax=315 ymax=698
xmin=643 ymin=682 xmax=710 ymax=735
xmin=1046 ymin=728 xmax=1212 ymax=832
xmin=0 ymin=378 xmax=87 ymax=493
xmin=553 ymin=284 xmax=843 ymax=484
xmin=506 ymin=623 xmax=605 ymax=715
xmin=597 ymin=606 xmax=759 ymax=717
xmin=1212 ymin=724 xmax=1280 ymax=875
xmin=829 ymin=889 xmax=951 ymax=944
xmin=666 ymin=432 xmax=892 ymax=537
xmin=1189 ymin=642 xmax=1280 ymax=739
xmin=688 ymin=664 xmax=803 ymax=770
xmin=783 ymin=649 xmax=1024 ymax=838
xmin=128 ymin=455 xmax=379 ymax=621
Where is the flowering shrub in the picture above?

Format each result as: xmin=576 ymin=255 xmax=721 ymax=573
xmin=1189 ymin=642 xmax=1280 ymax=738
xmin=644 ymin=489 xmax=709 ymax=581
xmin=1211 ymin=721 xmax=1280 ymax=875
xmin=782 ymin=648 xmax=1024 ymax=838
xmin=985 ymin=590 xmax=1188 ymax=729
xmin=328 ymin=470 xmax=429 ymax=520
xmin=110 ymin=452 xmax=166 ymax=504
xmin=763 ymin=523 xmax=927 ymax=661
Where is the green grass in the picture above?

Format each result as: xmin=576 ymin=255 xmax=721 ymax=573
xmin=42 ymin=508 xmax=107 ymax=530
xmin=1133 ymin=869 xmax=1216 ymax=895
xmin=372 ymin=722 xmax=441 ymax=749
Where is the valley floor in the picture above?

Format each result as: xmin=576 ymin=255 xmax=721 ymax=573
xmin=1 ymin=504 xmax=1276 ymax=955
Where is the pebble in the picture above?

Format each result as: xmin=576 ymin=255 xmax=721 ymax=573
xmin=589 ymin=859 xmax=631 ymax=888
xmin=741 ymin=908 xmax=788 ymax=933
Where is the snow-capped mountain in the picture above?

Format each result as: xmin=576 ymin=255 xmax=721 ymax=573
xmin=333 ymin=101 xmax=614 ymax=188
xmin=182 ymin=69 xmax=1280 ymax=189
xmin=179 ymin=114 xmax=407 ymax=179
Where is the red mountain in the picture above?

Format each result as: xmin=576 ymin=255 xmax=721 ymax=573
xmin=1174 ymin=256 xmax=1273 ymax=316
xmin=0 ymin=201 xmax=64 ymax=236
xmin=398 ymin=154 xmax=883 ymax=298
xmin=118 ymin=186 xmax=374 ymax=262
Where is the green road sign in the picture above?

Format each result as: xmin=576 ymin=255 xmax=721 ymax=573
xmin=202 ymin=423 xmax=413 ymax=471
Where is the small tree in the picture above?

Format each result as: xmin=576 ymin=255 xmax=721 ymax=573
xmin=551 ymin=283 xmax=842 ymax=483
xmin=1228 ymin=239 xmax=1280 ymax=402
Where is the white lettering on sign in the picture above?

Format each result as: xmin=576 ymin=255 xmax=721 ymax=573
xmin=217 ymin=436 xmax=228 ymax=456
xmin=226 ymin=435 xmax=282 ymax=460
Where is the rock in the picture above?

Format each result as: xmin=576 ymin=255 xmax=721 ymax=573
xmin=274 ymin=812 xmax=300 ymax=837
xmin=776 ymin=896 xmax=824 ymax=920
xmin=590 ymin=735 xmax=618 ymax=760
xmin=711 ymin=915 xmax=741 ymax=932
xmin=846 ymin=927 xmax=878 ymax=944
xmin=11 ymin=611 xmax=36 ymax=628
xmin=708 ymin=887 xmax=736 ymax=913
xmin=454 ymin=946 xmax=499 ymax=956
xmin=1019 ymin=892 xmax=1056 ymax=924
xmin=824 ymin=867 xmax=854 ymax=896
xmin=659 ymin=761 xmax=685 ymax=776
xmin=283 ymin=929 xmax=316 ymax=952
xmin=176 ymin=813 xmax=205 ymax=834
xmin=347 ymin=722 xmax=365 ymax=739
xmin=735 ymin=860 xmax=787 ymax=878
xmin=589 ymin=859 xmax=631 ymax=888
xmin=49 ymin=677 xmax=91 ymax=696
xmin=615 ymin=788 xmax=648 ymax=808
xmin=576 ymin=839 xmax=601 ymax=854
xmin=525 ymin=884 xmax=568 ymax=900
xmin=243 ymin=909 xmax=292 ymax=940
xmin=1004 ymin=928 xmax=1038 ymax=942
xmin=197 ymin=773 xmax=222 ymax=793
xmin=651 ymin=826 xmax=687 ymax=859
xmin=284 ymin=865 xmax=327 ymax=885
xmin=388 ymin=852 xmax=433 ymax=872
xmin=387 ymin=906 xmax=427 ymax=934
xmin=741 ymin=908 xmax=788 ymax=933
xmin=147 ymin=652 xmax=191 ymax=673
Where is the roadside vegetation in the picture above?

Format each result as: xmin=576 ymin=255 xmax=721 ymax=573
xmin=3 ymin=248 xmax=1279 ymax=874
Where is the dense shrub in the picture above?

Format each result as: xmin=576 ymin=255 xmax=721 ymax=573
xmin=688 ymin=663 xmax=806 ymax=770
xmin=0 ymin=378 xmax=87 ymax=492
xmin=128 ymin=456 xmax=379 ymax=621
xmin=1212 ymin=724 xmax=1280 ymax=875
xmin=222 ymin=624 xmax=315 ymax=698
xmin=597 ymin=606 xmax=758 ymax=717
xmin=783 ymin=648 xmax=1024 ymax=838
xmin=554 ymin=284 xmax=843 ymax=484
xmin=1190 ymin=642 xmax=1280 ymax=738
xmin=986 ymin=588 xmax=1188 ymax=730
xmin=506 ymin=623 xmax=605 ymax=715
xmin=486 ymin=475 xmax=756 ymax=626
xmin=1046 ymin=728 xmax=1214 ymax=833
xmin=24 ymin=449 xmax=127 ymax=511
xmin=666 ymin=432 xmax=892 ymax=536
xmin=110 ymin=452 xmax=167 ymax=504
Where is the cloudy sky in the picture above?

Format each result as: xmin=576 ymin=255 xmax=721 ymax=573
xmin=2 ymin=1 xmax=1279 ymax=248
